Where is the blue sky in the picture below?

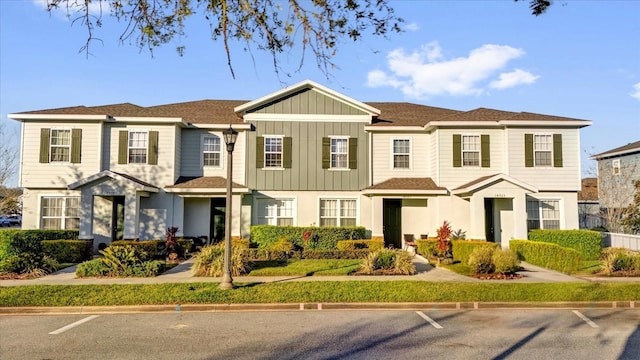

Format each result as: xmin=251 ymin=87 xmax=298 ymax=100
xmin=1 ymin=0 xmax=639 ymax=187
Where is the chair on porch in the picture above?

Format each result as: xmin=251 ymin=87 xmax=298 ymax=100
xmin=403 ymin=234 xmax=417 ymax=252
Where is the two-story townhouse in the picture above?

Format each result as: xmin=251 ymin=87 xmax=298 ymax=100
xmin=9 ymin=79 xmax=591 ymax=251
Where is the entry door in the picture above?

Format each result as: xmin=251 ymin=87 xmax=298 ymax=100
xmin=383 ymin=199 xmax=402 ymax=249
xmin=210 ymin=198 xmax=226 ymax=244
xmin=111 ymin=196 xmax=125 ymax=242
xmin=484 ymin=198 xmax=495 ymax=242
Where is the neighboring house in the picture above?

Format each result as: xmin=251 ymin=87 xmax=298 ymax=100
xmin=577 ymin=177 xmax=603 ymax=229
xmin=591 ymin=141 xmax=640 ymax=232
xmin=9 ymin=80 xmax=591 ymax=251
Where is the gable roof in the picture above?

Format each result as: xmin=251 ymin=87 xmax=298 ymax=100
xmin=68 ymin=170 xmax=159 ymax=192
xmin=165 ymin=176 xmax=250 ymax=194
xmin=451 ymin=173 xmax=537 ymax=195
xmin=591 ymin=140 xmax=640 ymax=160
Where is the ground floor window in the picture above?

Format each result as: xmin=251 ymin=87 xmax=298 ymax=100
xmin=41 ymin=196 xmax=80 ymax=229
xmin=527 ymin=199 xmax=560 ymax=231
xmin=256 ymin=198 xmax=295 ymax=226
xmin=319 ymin=199 xmax=357 ymax=226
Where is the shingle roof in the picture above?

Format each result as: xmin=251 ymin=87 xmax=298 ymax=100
xmin=578 ymin=177 xmax=599 ymax=201
xmin=367 ymin=102 xmax=461 ymax=126
xmin=592 ymin=140 xmax=640 ymax=159
xmin=166 ymin=176 xmax=246 ymax=189
xmin=366 ymin=177 xmax=446 ymax=191
xmin=452 ymin=174 xmax=498 ymax=191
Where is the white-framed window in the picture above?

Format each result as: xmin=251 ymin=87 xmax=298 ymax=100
xmin=50 ymin=129 xmax=71 ymax=162
xmin=612 ymin=159 xmax=621 ymax=176
xmin=462 ymin=135 xmax=480 ymax=167
xmin=392 ymin=138 xmax=411 ymax=169
xmin=264 ymin=136 xmax=283 ymax=168
xmin=256 ymin=198 xmax=295 ymax=226
xmin=128 ymin=130 xmax=148 ymax=164
xmin=41 ymin=196 xmax=80 ymax=230
xmin=319 ymin=198 xmax=357 ymax=226
xmin=331 ymin=137 xmax=348 ymax=169
xmin=534 ymin=134 xmax=553 ymax=167
xmin=202 ymin=135 xmax=222 ymax=167
xmin=527 ymin=199 xmax=561 ymax=231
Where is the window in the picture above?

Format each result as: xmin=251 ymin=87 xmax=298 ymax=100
xmin=527 ymin=199 xmax=560 ymax=231
xmin=534 ymin=134 xmax=553 ymax=167
xmin=50 ymin=129 xmax=71 ymax=162
xmin=462 ymin=135 xmax=480 ymax=167
xmin=393 ymin=139 xmax=410 ymax=169
xmin=612 ymin=159 xmax=621 ymax=176
xmin=256 ymin=198 xmax=295 ymax=226
xmin=128 ymin=131 xmax=148 ymax=164
xmin=331 ymin=138 xmax=348 ymax=169
xmin=203 ymin=135 xmax=221 ymax=167
xmin=41 ymin=197 xmax=80 ymax=230
xmin=319 ymin=199 xmax=357 ymax=226
xmin=264 ymin=136 xmax=283 ymax=168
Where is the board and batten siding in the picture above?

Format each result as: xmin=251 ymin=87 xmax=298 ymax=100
xmin=179 ymin=128 xmax=246 ymax=183
xmin=21 ymin=122 xmax=101 ymax=188
xmin=371 ymin=132 xmax=430 ymax=185
xmin=249 ymin=88 xmax=367 ymax=115
xmin=507 ymin=128 xmax=581 ymax=191
xmin=247 ymin=121 xmax=368 ymax=191
xmin=436 ymin=128 xmax=506 ymax=189
xmin=106 ymin=123 xmax=177 ymax=186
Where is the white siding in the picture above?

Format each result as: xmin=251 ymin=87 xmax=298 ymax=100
xmin=507 ymin=128 xmax=581 ymax=191
xmin=371 ymin=132 xmax=430 ymax=184
xmin=20 ymin=122 xmax=101 ymax=188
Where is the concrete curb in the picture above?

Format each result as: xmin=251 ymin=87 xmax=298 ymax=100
xmin=1 ymin=301 xmax=637 ymax=315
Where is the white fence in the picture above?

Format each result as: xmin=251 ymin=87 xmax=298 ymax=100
xmin=602 ymin=232 xmax=640 ymax=251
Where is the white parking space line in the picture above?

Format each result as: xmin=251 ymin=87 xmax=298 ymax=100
xmin=49 ymin=315 xmax=100 ymax=335
xmin=572 ymin=310 xmax=599 ymax=328
xmin=416 ymin=311 xmax=443 ymax=329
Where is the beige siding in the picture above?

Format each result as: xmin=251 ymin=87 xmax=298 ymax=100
xmin=174 ymin=127 xmax=181 ymax=182
xmin=371 ymin=132 xmax=430 ymax=184
xmin=507 ymin=128 xmax=581 ymax=191
xmin=106 ymin=124 xmax=176 ymax=186
xmin=20 ymin=122 xmax=101 ymax=188
xmin=437 ymin=128 xmax=506 ymax=189
xmin=20 ymin=188 xmax=81 ymax=230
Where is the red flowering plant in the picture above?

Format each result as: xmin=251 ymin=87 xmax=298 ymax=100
xmin=436 ymin=221 xmax=453 ymax=262
xmin=302 ymin=229 xmax=313 ymax=249
xmin=164 ymin=226 xmax=180 ymax=260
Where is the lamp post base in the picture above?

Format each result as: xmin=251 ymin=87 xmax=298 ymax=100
xmin=219 ymin=274 xmax=234 ymax=289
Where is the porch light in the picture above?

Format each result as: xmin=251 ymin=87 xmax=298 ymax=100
xmin=219 ymin=126 xmax=238 ymax=290
xmin=223 ymin=126 xmax=238 ymax=152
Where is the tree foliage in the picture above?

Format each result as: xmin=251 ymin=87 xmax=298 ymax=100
xmin=44 ymin=0 xmax=553 ymax=79
xmin=622 ymin=179 xmax=640 ymax=234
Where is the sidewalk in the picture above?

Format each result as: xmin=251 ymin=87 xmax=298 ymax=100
xmin=0 ymin=255 xmax=596 ymax=287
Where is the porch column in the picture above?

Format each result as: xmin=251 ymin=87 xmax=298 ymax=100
xmin=123 ymin=192 xmax=139 ymax=240
xmin=78 ymin=190 xmax=94 ymax=240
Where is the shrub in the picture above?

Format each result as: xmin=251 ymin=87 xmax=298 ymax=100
xmin=76 ymin=259 xmax=111 ymax=277
xmin=0 ymin=230 xmax=79 ymax=261
xmin=600 ymin=248 xmax=640 ymax=275
xmin=528 ymin=229 xmax=601 ymax=260
xmin=111 ymin=240 xmax=162 ymax=260
xmin=268 ymin=238 xmax=295 ymax=252
xmin=468 ymin=246 xmax=495 ymax=274
xmin=416 ymin=239 xmax=439 ymax=259
xmin=1 ymin=253 xmax=58 ymax=275
xmin=250 ymin=225 xmax=367 ymax=250
xmin=42 ymin=240 xmax=93 ymax=263
xmin=300 ymin=250 xmax=370 ymax=259
xmin=360 ymin=249 xmax=416 ymax=275
xmin=492 ymin=249 xmax=520 ymax=274
xmin=164 ymin=226 xmax=179 ymax=257
xmin=452 ymin=240 xmax=498 ymax=264
xmin=336 ymin=239 xmax=384 ymax=251
xmin=100 ymin=245 xmax=150 ymax=276
xmin=244 ymin=249 xmax=291 ymax=262
xmin=510 ymin=240 xmax=583 ymax=274
xmin=75 ymin=257 xmax=165 ymax=277
xmin=436 ymin=221 xmax=453 ymax=258
xmin=193 ymin=243 xmax=251 ymax=277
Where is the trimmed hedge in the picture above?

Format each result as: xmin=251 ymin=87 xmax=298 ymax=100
xmin=250 ymin=225 xmax=367 ymax=250
xmin=416 ymin=239 xmax=439 ymax=258
xmin=337 ymin=239 xmax=384 ymax=251
xmin=0 ymin=229 xmax=79 ymax=261
xmin=510 ymin=240 xmax=583 ymax=274
xmin=76 ymin=259 xmax=165 ymax=277
xmin=452 ymin=240 xmax=499 ymax=264
xmin=42 ymin=240 xmax=93 ymax=263
xmin=301 ymin=250 xmax=371 ymax=259
xmin=110 ymin=239 xmax=194 ymax=259
xmin=528 ymin=229 xmax=601 ymax=260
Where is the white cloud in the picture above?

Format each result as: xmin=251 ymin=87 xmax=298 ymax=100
xmin=490 ymin=69 xmax=540 ymax=89
xmin=367 ymin=42 xmax=539 ymax=98
xmin=32 ymin=0 xmax=108 ymax=18
xmin=631 ymin=82 xmax=640 ymax=100
xmin=404 ymin=22 xmax=420 ymax=31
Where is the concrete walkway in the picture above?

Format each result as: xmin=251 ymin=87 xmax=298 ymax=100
xmin=0 ymin=255 xmax=597 ymax=287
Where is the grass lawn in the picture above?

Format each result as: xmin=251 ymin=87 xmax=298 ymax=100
xmin=1 ymin=282 xmax=639 ymax=306
xmin=249 ymin=259 xmax=362 ymax=276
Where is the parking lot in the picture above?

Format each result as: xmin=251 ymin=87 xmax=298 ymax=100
xmin=1 ymin=309 xmax=638 ymax=359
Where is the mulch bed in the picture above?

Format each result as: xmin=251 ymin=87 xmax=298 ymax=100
xmin=471 ymin=273 xmax=523 ymax=280
xmin=0 ymin=272 xmax=39 ymax=280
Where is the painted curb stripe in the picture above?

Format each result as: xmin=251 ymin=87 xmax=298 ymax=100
xmin=49 ymin=315 xmax=100 ymax=335
xmin=572 ymin=310 xmax=598 ymax=328
xmin=416 ymin=311 xmax=443 ymax=329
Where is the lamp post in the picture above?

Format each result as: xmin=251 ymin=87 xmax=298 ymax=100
xmin=220 ymin=126 xmax=238 ymax=290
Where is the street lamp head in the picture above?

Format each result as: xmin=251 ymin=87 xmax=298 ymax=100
xmin=223 ymin=126 xmax=238 ymax=152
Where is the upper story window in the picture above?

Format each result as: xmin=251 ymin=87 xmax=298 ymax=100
xmin=612 ymin=159 xmax=621 ymax=176
xmin=462 ymin=135 xmax=480 ymax=167
xmin=256 ymin=198 xmax=295 ymax=226
xmin=118 ymin=130 xmax=158 ymax=165
xmin=128 ymin=131 xmax=148 ymax=164
xmin=50 ymin=129 xmax=71 ymax=162
xmin=331 ymin=137 xmax=348 ymax=169
xmin=534 ymin=134 xmax=553 ymax=167
xmin=265 ymin=136 xmax=283 ymax=168
xmin=203 ymin=135 xmax=221 ymax=167
xmin=393 ymin=139 xmax=411 ymax=169
xmin=319 ymin=198 xmax=357 ymax=226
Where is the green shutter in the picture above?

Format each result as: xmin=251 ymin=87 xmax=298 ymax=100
xmin=39 ymin=128 xmax=50 ymax=163
xmin=256 ymin=136 xmax=264 ymax=168
xmin=481 ymin=134 xmax=490 ymax=168
xmin=118 ymin=131 xmax=128 ymax=164
xmin=348 ymin=137 xmax=358 ymax=169
xmin=553 ymin=133 xmax=563 ymax=167
xmin=322 ymin=137 xmax=330 ymax=169
xmin=452 ymin=134 xmax=461 ymax=168
xmin=283 ymin=137 xmax=292 ymax=169
xmin=524 ymin=134 xmax=534 ymax=167
xmin=148 ymin=131 xmax=159 ymax=165
xmin=71 ymin=129 xmax=82 ymax=164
